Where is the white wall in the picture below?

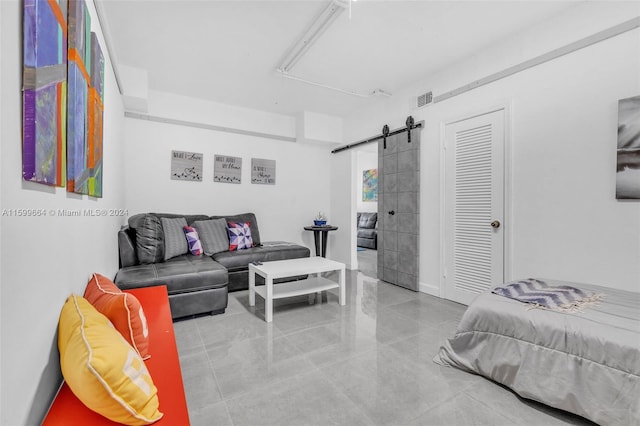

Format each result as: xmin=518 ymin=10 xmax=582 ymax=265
xmin=124 ymin=91 xmax=332 ymax=251
xmin=343 ymin=2 xmax=640 ymax=293
xmin=0 ymin=1 xmax=126 ymax=424
xmin=330 ymin=150 xmax=357 ymax=268
xmin=356 ymin=150 xmax=378 ymax=213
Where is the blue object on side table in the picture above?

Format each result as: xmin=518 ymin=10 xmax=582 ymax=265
xmin=314 ymin=220 xmax=327 ymax=226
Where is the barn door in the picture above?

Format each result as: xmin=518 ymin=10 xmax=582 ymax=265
xmin=444 ymin=109 xmax=505 ymax=305
xmin=377 ymin=128 xmax=420 ymax=291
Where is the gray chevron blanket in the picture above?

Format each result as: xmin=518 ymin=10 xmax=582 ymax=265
xmin=492 ymin=278 xmax=603 ymax=313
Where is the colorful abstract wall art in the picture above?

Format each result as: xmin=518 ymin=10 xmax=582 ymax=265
xmin=87 ymin=32 xmax=105 ymax=197
xmin=66 ymin=0 xmax=91 ymax=195
xmin=22 ymin=0 xmax=68 ymax=186
xmin=616 ymin=95 xmax=640 ymax=199
xmin=171 ymin=151 xmax=203 ymax=181
xmin=23 ymin=0 xmax=105 ymax=196
xmin=362 ymin=169 xmax=378 ymax=201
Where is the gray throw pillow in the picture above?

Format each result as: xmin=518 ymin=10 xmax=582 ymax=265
xmin=193 ymin=219 xmax=229 ymax=255
xmin=129 ymin=214 xmax=164 ymax=264
xmin=161 ymin=217 xmax=188 ymax=261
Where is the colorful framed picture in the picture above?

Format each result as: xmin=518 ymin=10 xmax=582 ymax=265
xmin=66 ymin=0 xmax=91 ymax=194
xmin=22 ymin=0 xmax=68 ymax=186
xmin=363 ymin=169 xmax=378 ymax=201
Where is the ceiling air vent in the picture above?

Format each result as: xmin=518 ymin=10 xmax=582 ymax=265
xmin=417 ymin=91 xmax=433 ymax=108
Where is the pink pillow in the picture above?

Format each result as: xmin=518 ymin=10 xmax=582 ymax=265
xmin=183 ymin=225 xmax=203 ymax=255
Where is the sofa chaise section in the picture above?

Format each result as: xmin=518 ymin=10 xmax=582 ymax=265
xmin=115 ymin=254 xmax=228 ymax=319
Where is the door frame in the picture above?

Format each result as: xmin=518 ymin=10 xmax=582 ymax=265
xmin=438 ymin=102 xmax=513 ymax=300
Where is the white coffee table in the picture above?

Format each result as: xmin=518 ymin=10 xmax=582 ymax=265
xmin=248 ymin=257 xmax=346 ymax=322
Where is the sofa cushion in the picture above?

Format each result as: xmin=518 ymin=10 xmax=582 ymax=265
xmin=210 ymin=213 xmax=261 ymax=246
xmin=150 ymin=213 xmax=210 ymax=225
xmin=129 ymin=214 xmax=164 ymax=264
xmin=58 ymin=294 xmax=163 ymax=425
xmin=83 ymin=273 xmax=150 ymax=360
xmin=128 ymin=214 xmax=210 ymax=264
xmin=357 ymin=228 xmax=377 ymax=239
xmin=228 ymin=221 xmax=253 ymax=251
xmin=357 ymin=237 xmax=377 ymax=250
xmin=183 ymin=225 xmax=203 ymax=256
xmin=161 ymin=217 xmax=189 ymax=260
xmin=115 ymin=255 xmax=228 ymax=295
xmin=193 ymin=219 xmax=228 ymax=256
xmin=212 ymin=241 xmax=310 ymax=271
xmin=358 ymin=212 xmax=377 ymax=229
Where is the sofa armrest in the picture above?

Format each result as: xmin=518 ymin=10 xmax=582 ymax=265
xmin=118 ymin=227 xmax=138 ymax=268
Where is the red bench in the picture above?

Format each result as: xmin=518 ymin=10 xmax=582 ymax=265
xmin=43 ymin=285 xmax=190 ymax=425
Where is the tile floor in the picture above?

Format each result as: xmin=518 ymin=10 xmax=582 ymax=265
xmin=173 ymin=269 xmax=594 ymax=426
xmin=356 ymin=247 xmax=377 ymax=278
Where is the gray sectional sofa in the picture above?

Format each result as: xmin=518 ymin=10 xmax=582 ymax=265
xmin=357 ymin=212 xmax=378 ymax=249
xmin=114 ymin=212 xmax=310 ymax=319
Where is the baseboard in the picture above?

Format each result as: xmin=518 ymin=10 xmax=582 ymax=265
xmin=419 ymin=281 xmax=440 ymax=297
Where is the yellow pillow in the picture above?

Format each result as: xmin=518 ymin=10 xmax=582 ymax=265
xmin=58 ymin=294 xmax=163 ymax=425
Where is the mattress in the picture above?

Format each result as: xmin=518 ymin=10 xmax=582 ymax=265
xmin=434 ymin=279 xmax=640 ymax=425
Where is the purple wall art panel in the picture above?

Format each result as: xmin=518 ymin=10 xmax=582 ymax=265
xmin=22 ymin=0 xmax=67 ymax=186
xmin=66 ymin=0 xmax=91 ymax=194
xmin=67 ymin=61 xmax=88 ymax=193
xmin=88 ymin=31 xmax=105 ymax=197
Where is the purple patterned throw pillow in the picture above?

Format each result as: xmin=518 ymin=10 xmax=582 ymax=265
xmin=183 ymin=225 xmax=203 ymax=256
xmin=228 ymin=221 xmax=253 ymax=251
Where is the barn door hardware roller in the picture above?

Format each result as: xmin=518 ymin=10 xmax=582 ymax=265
xmin=406 ymin=116 xmax=415 ymax=143
xmin=382 ymin=124 xmax=390 ymax=149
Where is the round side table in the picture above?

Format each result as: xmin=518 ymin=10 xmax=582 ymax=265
xmin=303 ymin=225 xmax=338 ymax=257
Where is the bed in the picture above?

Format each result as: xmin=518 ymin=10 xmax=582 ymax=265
xmin=434 ymin=278 xmax=640 ymax=426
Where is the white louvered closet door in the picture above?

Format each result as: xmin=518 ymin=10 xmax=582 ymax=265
xmin=444 ymin=109 xmax=505 ymax=305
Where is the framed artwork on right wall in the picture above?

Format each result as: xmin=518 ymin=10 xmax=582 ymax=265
xmin=616 ymin=95 xmax=640 ymax=200
xmin=362 ymin=169 xmax=378 ymax=201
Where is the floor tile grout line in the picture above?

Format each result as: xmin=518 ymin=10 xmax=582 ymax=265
xmin=317 ymin=367 xmax=378 ymax=426
xmin=219 ymin=362 xmax=325 ymax=410
xmin=403 ymin=391 xmax=464 ymax=425
xmin=214 ymin=350 xmax=322 ymax=404
xmin=202 ymin=338 xmax=235 ymax=426
xmin=180 ymin=318 xmax=230 ymax=425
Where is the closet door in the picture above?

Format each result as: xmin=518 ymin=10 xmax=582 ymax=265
xmin=378 ymin=129 xmax=420 ymax=291
xmin=444 ymin=109 xmax=505 ymax=305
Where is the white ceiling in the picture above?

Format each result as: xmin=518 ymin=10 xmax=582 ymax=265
xmin=99 ymin=0 xmax=580 ymax=117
